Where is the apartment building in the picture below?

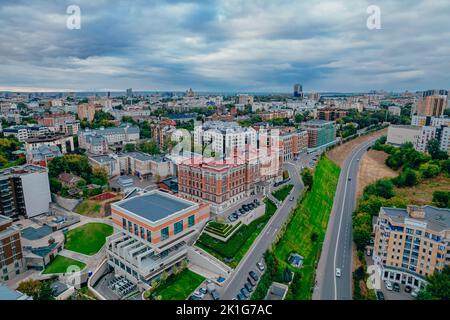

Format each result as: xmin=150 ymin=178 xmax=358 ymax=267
xmin=373 ymin=205 xmax=450 ymax=290
xmin=388 ymin=106 xmax=402 ymax=116
xmin=38 ymin=112 xmax=76 ymax=129
xmin=416 ymin=90 xmax=448 ymax=117
xmin=24 ymin=134 xmax=74 ymax=155
xmin=194 ymin=121 xmax=257 ymax=158
xmin=107 ymin=190 xmax=210 ymax=286
xmin=3 ymin=125 xmax=49 ymax=142
xmin=0 ymin=165 xmax=51 ymax=219
xmin=78 ymin=125 xmax=140 ymax=154
xmin=411 ymin=115 xmax=450 ymax=127
xmin=0 ymin=215 xmax=24 ymax=282
xmin=316 ymin=108 xmax=348 ymax=121
xmin=302 ymin=120 xmax=336 ymax=149
xmin=258 ymin=110 xmax=294 ymax=121
xmin=278 ymin=128 xmax=308 ymax=161
xmin=77 ymin=103 xmax=96 ymax=122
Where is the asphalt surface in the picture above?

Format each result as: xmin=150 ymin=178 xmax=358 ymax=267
xmin=220 ymin=161 xmax=305 ymax=300
xmin=314 ymin=139 xmax=377 ymax=300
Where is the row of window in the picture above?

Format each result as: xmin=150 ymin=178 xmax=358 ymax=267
xmin=121 ymin=215 xmax=196 ymax=242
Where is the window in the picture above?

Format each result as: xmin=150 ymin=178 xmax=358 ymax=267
xmin=161 ymin=227 xmax=169 ymax=241
xmin=188 ymin=215 xmax=195 ymax=227
xmin=128 ymin=221 xmax=132 ymax=233
xmin=140 ymin=227 xmax=145 ymax=239
xmin=174 ymin=221 xmax=184 ymax=235
xmin=122 ymin=218 xmax=127 ymax=229
xmin=147 ymin=230 xmax=151 ymax=242
xmin=134 ymin=224 xmax=139 ymax=236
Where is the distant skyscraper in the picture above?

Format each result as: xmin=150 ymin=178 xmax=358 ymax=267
xmin=126 ymin=88 xmax=133 ymax=98
xmin=294 ymin=84 xmax=304 ymax=99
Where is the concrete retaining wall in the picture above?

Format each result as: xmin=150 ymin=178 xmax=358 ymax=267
xmin=187 ymin=247 xmax=232 ymax=278
xmin=51 ymin=193 xmax=81 ymax=211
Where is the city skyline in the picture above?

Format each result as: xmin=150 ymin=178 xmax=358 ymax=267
xmin=1 ymin=0 xmax=449 ymax=93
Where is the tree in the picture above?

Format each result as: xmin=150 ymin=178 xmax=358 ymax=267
xmin=427 ymin=139 xmax=449 ymax=160
xmin=124 ymin=143 xmax=136 ymax=152
xmin=393 ymin=168 xmax=419 ymax=187
xmin=92 ymin=167 xmax=108 ymax=186
xmin=419 ymin=163 xmax=441 ymax=179
xmin=417 ymin=266 xmax=450 ymax=300
xmin=363 ymin=179 xmax=395 ymax=199
xmin=432 ymin=191 xmax=450 ymax=208
xmin=139 ymin=140 xmax=160 ymax=155
xmin=301 ymin=168 xmax=314 ymax=190
xmin=17 ymin=279 xmax=42 ymax=299
xmin=37 ymin=281 xmax=55 ymax=300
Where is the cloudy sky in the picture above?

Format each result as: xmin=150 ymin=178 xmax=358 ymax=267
xmin=0 ymin=0 xmax=449 ymax=93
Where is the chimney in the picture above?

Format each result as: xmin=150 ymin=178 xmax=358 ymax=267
xmin=407 ymin=205 xmax=425 ymax=219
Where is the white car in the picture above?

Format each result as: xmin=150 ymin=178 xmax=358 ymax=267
xmin=411 ymin=288 xmax=420 ymax=298
xmin=335 ymin=268 xmax=341 ymax=277
xmin=385 ymin=281 xmax=393 ymax=291
xmin=193 ymin=291 xmax=204 ymax=299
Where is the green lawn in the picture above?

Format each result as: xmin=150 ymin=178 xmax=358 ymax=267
xmin=42 ymin=255 xmax=86 ymax=274
xmin=196 ymin=199 xmax=277 ymax=268
xmin=65 ymin=223 xmax=113 ymax=256
xmin=151 ymin=269 xmax=205 ymax=300
xmin=272 ymin=184 xmax=294 ymax=201
xmin=274 ymin=156 xmax=340 ymax=299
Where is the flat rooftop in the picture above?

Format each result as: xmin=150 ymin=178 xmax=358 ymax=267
xmin=115 ymin=191 xmax=196 ymax=222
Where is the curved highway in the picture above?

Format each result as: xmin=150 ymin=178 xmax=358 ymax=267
xmin=314 ymin=138 xmax=377 ymax=300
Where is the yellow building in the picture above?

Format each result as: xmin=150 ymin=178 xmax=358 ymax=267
xmin=373 ymin=205 xmax=450 ymax=290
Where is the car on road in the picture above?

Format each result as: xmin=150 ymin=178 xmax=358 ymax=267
xmin=244 ymin=282 xmax=254 ymax=292
xmin=256 ymin=261 xmax=265 ymax=272
xmin=335 ymin=268 xmax=341 ymax=277
xmin=249 ymin=271 xmax=259 ymax=282
xmin=210 ymin=290 xmax=220 ymax=300
xmin=405 ymin=285 xmax=412 ymax=293
xmin=240 ymin=287 xmax=250 ymax=299
xmin=393 ymin=283 xmax=400 ymax=292
xmin=348 ymin=177 xmax=352 ymax=181
xmin=376 ymin=291 xmax=385 ymax=300
xmin=385 ymin=281 xmax=393 ymax=291
xmin=289 ymin=196 xmax=294 ymax=201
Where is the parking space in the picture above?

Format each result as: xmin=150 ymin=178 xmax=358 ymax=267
xmin=225 ymin=199 xmax=263 ymax=224
xmin=232 ymin=261 xmax=265 ymax=300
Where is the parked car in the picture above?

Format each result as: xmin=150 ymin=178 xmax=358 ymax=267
xmin=193 ymin=291 xmax=204 ymax=299
xmin=228 ymin=215 xmax=237 ymax=222
xmin=335 ymin=268 xmax=341 ymax=277
xmin=393 ymin=283 xmax=400 ymax=292
xmin=189 ymin=295 xmax=202 ymax=300
xmin=247 ymin=277 xmax=257 ymax=287
xmin=210 ymin=290 xmax=220 ymax=300
xmin=411 ymin=288 xmax=420 ymax=298
xmin=405 ymin=285 xmax=412 ymax=293
xmin=237 ymin=293 xmax=245 ymax=300
xmin=256 ymin=261 xmax=265 ymax=272
xmin=385 ymin=281 xmax=393 ymax=291
xmin=249 ymin=271 xmax=259 ymax=282
xmin=239 ymin=208 xmax=245 ymax=214
xmin=199 ymin=287 xmax=207 ymax=295
xmin=244 ymin=282 xmax=254 ymax=292
xmin=376 ymin=291 xmax=385 ymax=300
xmin=240 ymin=287 xmax=250 ymax=299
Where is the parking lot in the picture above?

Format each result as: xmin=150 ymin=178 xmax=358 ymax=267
xmin=225 ymin=199 xmax=262 ymax=224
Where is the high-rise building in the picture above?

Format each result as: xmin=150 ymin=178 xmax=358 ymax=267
xmin=416 ymin=90 xmax=448 ymax=117
xmin=0 ymin=215 xmax=24 ymax=281
xmin=126 ymin=88 xmax=133 ymax=98
xmin=373 ymin=205 xmax=450 ymax=290
xmin=237 ymin=94 xmax=254 ymax=105
xmin=294 ymin=84 xmax=304 ymax=99
xmin=0 ymin=165 xmax=51 ymax=219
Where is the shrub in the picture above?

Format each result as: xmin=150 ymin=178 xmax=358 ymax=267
xmin=432 ymin=191 xmax=450 ymax=208
xmin=419 ymin=163 xmax=441 ymax=179
xmin=363 ymin=179 xmax=395 ymax=199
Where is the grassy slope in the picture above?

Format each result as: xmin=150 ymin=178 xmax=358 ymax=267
xmin=152 ymin=269 xmax=205 ymax=300
xmin=272 ymin=184 xmax=294 ymax=202
xmin=65 ymin=223 xmax=113 ymax=255
xmin=274 ymin=157 xmax=340 ymax=300
xmin=43 ymin=255 xmax=86 ymax=274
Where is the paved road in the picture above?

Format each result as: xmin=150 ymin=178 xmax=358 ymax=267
xmin=220 ymin=161 xmax=305 ymax=300
xmin=314 ymin=138 xmax=377 ymax=300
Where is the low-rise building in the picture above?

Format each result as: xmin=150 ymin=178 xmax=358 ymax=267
xmin=3 ymin=125 xmax=49 ymax=142
xmin=373 ymin=205 xmax=450 ymax=290
xmin=24 ymin=134 xmax=74 ymax=154
xmin=107 ymin=190 xmax=210 ymax=286
xmin=78 ymin=125 xmax=140 ymax=154
xmin=0 ymin=215 xmax=25 ymax=281
xmin=386 ymin=125 xmax=421 ymax=147
xmin=26 ymin=145 xmax=62 ymax=167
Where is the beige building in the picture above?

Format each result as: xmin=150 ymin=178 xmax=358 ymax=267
xmin=373 ymin=205 xmax=450 ymax=290
xmin=77 ymin=103 xmax=96 ymax=122
xmin=386 ymin=125 xmax=421 ymax=147
xmin=416 ymin=91 xmax=448 ymax=117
